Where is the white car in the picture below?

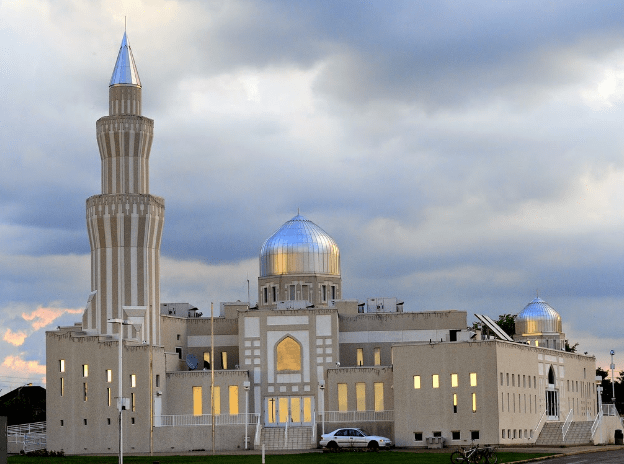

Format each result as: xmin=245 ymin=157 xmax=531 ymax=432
xmin=320 ymin=427 xmax=393 ymax=451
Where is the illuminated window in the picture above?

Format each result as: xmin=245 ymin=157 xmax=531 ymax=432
xmin=130 ymin=374 xmax=136 ymax=388
xmin=356 ymin=348 xmax=364 ymax=366
xmin=338 ymin=383 xmax=348 ymax=412
xmin=59 ymin=359 xmax=65 ymax=373
xmin=413 ymin=375 xmax=421 ymax=389
xmin=472 ymin=393 xmax=477 ymax=412
xmin=432 ymin=374 xmax=439 ymax=388
xmin=83 ymin=364 xmax=89 ymax=377
xmin=374 ymin=383 xmax=384 ymax=412
xmin=291 ymin=397 xmax=301 ymax=423
xmin=279 ymin=397 xmax=288 ymax=422
xmin=203 ymin=352 xmax=210 ymax=369
xmin=193 ymin=386 xmax=202 ymax=415
xmin=229 ymin=386 xmax=239 ymax=415
xmin=470 ymin=373 xmax=477 ymax=387
xmin=60 ymin=378 xmax=64 ymax=397
xmin=268 ymin=397 xmax=276 ymax=423
xmin=212 ymin=386 xmax=221 ymax=415
xmin=374 ymin=348 xmax=381 ymax=366
xmin=451 ymin=373 xmax=458 ymax=387
xmin=106 ymin=369 xmax=112 ymax=383
xmin=131 ymin=392 xmax=135 ymax=411
xmin=221 ymin=351 xmax=228 ymax=370
xmin=304 ymin=397 xmax=312 ymax=422
xmin=83 ymin=383 xmax=88 ymax=401
xmin=107 ymin=388 xmax=111 ymax=406
xmin=276 ymin=336 xmax=301 ymax=371
xmin=356 ymin=383 xmax=366 ymax=411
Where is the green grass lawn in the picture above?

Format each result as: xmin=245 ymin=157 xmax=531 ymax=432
xmin=8 ymin=450 xmax=556 ymax=464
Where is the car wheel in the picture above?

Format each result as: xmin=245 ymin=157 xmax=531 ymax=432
xmin=367 ymin=441 xmax=379 ymax=452
xmin=327 ymin=441 xmax=338 ymax=452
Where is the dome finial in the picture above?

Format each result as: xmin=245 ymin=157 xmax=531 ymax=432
xmin=110 ymin=30 xmax=141 ymax=87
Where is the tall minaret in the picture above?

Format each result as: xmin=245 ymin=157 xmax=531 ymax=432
xmin=84 ymin=32 xmax=165 ymax=345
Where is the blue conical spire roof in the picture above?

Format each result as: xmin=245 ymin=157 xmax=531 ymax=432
xmin=109 ymin=32 xmax=141 ymax=87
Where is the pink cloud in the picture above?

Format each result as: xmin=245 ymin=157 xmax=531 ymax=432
xmin=2 ymin=355 xmax=46 ymax=375
xmin=3 ymin=329 xmax=27 ymax=346
xmin=22 ymin=306 xmax=83 ymax=331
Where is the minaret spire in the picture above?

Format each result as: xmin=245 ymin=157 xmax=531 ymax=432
xmin=84 ymin=32 xmax=165 ymax=345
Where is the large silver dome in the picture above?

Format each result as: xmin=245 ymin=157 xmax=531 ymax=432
xmin=515 ymin=297 xmax=562 ymax=335
xmin=260 ymin=215 xmax=340 ymax=277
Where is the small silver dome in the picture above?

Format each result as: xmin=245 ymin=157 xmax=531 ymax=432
xmin=515 ymin=297 xmax=562 ymax=335
xmin=260 ymin=215 xmax=340 ymax=277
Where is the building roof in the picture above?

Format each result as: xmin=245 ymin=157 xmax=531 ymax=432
xmin=515 ymin=297 xmax=562 ymax=335
xmin=109 ymin=32 xmax=141 ymax=87
xmin=259 ymin=214 xmax=340 ymax=277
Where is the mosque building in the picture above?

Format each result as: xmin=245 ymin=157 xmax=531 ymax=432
xmin=45 ymin=33 xmax=620 ymax=454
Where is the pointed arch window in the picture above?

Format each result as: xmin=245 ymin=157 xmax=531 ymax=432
xmin=276 ymin=336 xmax=301 ymax=372
xmin=548 ymin=366 xmax=555 ymax=386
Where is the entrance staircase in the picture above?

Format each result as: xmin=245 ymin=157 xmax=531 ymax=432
xmin=260 ymin=427 xmax=316 ymax=450
xmin=536 ymin=421 xmax=593 ymax=446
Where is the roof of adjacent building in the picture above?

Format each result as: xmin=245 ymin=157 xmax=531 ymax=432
xmin=110 ymin=32 xmax=141 ymax=87
xmin=260 ymin=214 xmax=340 ymax=277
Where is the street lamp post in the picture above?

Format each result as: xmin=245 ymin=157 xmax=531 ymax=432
xmin=610 ymin=350 xmax=616 ymax=403
xmin=109 ymin=318 xmax=130 ymax=464
xmin=243 ymin=381 xmax=250 ymax=450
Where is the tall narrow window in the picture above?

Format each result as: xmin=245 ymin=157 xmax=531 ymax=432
xmin=156 ymin=375 xmax=160 ymax=388
xmin=60 ymin=378 xmax=64 ymax=397
xmin=212 ymin=386 xmax=221 ymax=415
xmin=322 ymin=285 xmax=327 ymax=302
xmin=193 ymin=386 xmax=202 ymax=415
xmin=59 ymin=359 xmax=65 ymax=373
xmin=107 ymin=387 xmax=111 ymax=406
xmin=130 ymin=374 xmax=136 ymax=388
xmin=356 ymin=383 xmax=366 ymax=411
xmin=472 ymin=393 xmax=477 ymax=412
xmin=413 ymin=375 xmax=421 ymax=389
xmin=451 ymin=373 xmax=458 ymax=387
xmin=338 ymin=383 xmax=348 ymax=412
xmin=277 ymin=336 xmax=301 ymax=371
xmin=131 ymin=392 xmax=135 ymax=412
xmin=374 ymin=348 xmax=381 ymax=366
xmin=203 ymin=352 xmax=210 ymax=369
xmin=106 ymin=369 xmax=112 ymax=383
xmin=453 ymin=393 xmax=458 ymax=413
xmin=83 ymin=383 xmax=88 ymax=401
xmin=83 ymin=364 xmax=89 ymax=377
xmin=373 ymin=382 xmax=384 ymax=411
xmin=229 ymin=385 xmax=239 ymax=415
xmin=432 ymin=374 xmax=440 ymax=388
xmin=272 ymin=286 xmax=277 ymax=302
xmin=470 ymin=373 xmax=477 ymax=387
xmin=289 ymin=285 xmax=296 ymax=300
xmin=301 ymin=285 xmax=309 ymax=301
xmin=356 ymin=348 xmax=364 ymax=366
xmin=331 ymin=285 xmax=336 ymax=300
xmin=221 ymin=351 xmax=228 ymax=370
xmin=263 ymin=287 xmax=268 ymax=304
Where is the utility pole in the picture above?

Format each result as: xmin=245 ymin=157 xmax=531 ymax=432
xmin=610 ymin=350 xmax=616 ymax=403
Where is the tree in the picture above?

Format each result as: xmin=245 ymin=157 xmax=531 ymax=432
xmin=596 ymin=367 xmax=609 ymax=380
xmin=564 ymin=341 xmax=579 ymax=353
xmin=496 ymin=314 xmax=516 ymax=338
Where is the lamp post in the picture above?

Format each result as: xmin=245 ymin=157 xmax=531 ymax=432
xmin=109 ymin=318 xmax=130 ymax=464
xmin=243 ymin=381 xmax=250 ymax=450
xmin=610 ymin=350 xmax=616 ymax=403
xmin=319 ymin=381 xmax=325 ymax=435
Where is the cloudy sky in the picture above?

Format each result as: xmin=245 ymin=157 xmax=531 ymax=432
xmin=2 ymin=0 xmax=624 ymax=390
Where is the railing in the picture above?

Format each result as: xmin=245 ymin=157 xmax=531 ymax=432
xmin=24 ymin=433 xmax=46 ymax=452
xmin=562 ymin=409 xmax=573 ymax=442
xmin=155 ymin=413 xmax=259 ymax=427
xmin=7 ymin=421 xmax=47 ymax=452
xmin=321 ymin=410 xmax=394 ymax=422
xmin=591 ymin=410 xmax=603 ymax=438
xmin=602 ymin=404 xmax=619 ymax=416
xmin=534 ymin=410 xmax=546 ymax=435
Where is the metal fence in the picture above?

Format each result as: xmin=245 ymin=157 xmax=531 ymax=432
xmin=320 ymin=410 xmax=394 ymax=422
xmin=155 ymin=413 xmax=259 ymax=427
xmin=7 ymin=421 xmax=47 ymax=452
